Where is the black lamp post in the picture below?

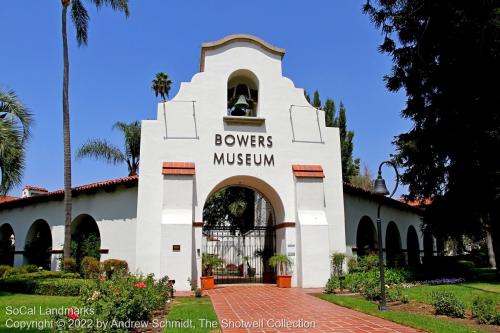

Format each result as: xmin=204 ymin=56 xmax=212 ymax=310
xmin=372 ymin=160 xmax=399 ymax=311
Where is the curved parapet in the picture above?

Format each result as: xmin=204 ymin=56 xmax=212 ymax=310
xmin=200 ymin=34 xmax=285 ymax=72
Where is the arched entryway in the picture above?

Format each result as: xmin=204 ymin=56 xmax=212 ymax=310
xmin=0 ymin=223 xmax=15 ymax=266
xmin=385 ymin=221 xmax=404 ymax=267
xmin=202 ymin=177 xmax=282 ymax=284
xmin=356 ymin=216 xmax=378 ymax=256
xmin=24 ymin=219 xmax=52 ymax=269
xmin=71 ymin=214 xmax=101 ymax=266
xmin=407 ymin=225 xmax=420 ymax=266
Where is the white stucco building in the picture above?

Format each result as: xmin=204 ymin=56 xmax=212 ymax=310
xmin=0 ymin=35 xmax=428 ymax=291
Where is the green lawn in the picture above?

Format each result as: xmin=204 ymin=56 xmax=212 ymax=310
xmin=165 ymin=296 xmax=219 ymax=333
xmin=317 ymin=293 xmax=488 ymax=333
xmin=0 ymin=292 xmax=76 ymax=333
xmin=402 ymin=282 xmax=500 ymax=307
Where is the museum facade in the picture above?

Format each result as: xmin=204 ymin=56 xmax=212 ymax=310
xmin=0 ymin=35 xmax=428 ymax=291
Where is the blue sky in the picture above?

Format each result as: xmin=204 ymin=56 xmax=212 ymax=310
xmin=0 ymin=0 xmax=409 ymax=196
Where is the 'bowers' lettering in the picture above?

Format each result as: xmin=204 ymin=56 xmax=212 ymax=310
xmin=215 ymin=134 xmax=272 ymax=148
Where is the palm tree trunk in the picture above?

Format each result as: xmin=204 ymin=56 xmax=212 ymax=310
xmin=486 ymin=227 xmax=496 ymax=269
xmin=62 ymin=3 xmax=72 ymax=259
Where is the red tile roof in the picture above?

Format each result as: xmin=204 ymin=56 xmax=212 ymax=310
xmin=0 ymin=175 xmax=138 ymax=210
xmin=400 ymin=198 xmax=432 ymax=207
xmin=23 ymin=185 xmax=48 ymax=192
xmin=0 ymin=196 xmax=18 ymax=203
xmin=343 ymin=182 xmax=424 ymax=215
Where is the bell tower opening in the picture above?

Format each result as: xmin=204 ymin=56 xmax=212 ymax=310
xmin=227 ymin=69 xmax=259 ymax=117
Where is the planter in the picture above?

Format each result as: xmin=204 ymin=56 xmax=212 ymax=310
xmin=247 ymin=267 xmax=256 ymax=277
xmin=200 ymin=276 xmax=215 ymax=290
xmin=276 ymin=275 xmax=292 ymax=288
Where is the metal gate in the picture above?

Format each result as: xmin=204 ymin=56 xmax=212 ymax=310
xmin=202 ymin=190 xmax=276 ymax=284
xmin=202 ymin=226 xmax=276 ymax=284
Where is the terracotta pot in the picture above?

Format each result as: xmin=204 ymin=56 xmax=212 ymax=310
xmin=200 ymin=276 xmax=215 ymax=290
xmin=276 ymin=275 xmax=292 ymax=288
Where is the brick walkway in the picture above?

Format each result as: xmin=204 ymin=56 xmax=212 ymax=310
xmin=207 ymin=285 xmax=420 ymax=333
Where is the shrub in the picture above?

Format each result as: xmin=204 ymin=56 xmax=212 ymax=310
xmin=385 ymin=268 xmax=413 ymax=283
xmin=431 ymin=290 xmax=465 ymax=318
xmin=2 ymin=271 xmax=79 ymax=280
xmin=23 ymin=264 xmax=39 ymax=273
xmin=194 ymin=288 xmax=203 ymax=297
xmin=386 ymin=285 xmax=409 ymax=303
xmin=71 ymin=233 xmax=100 ymax=268
xmin=0 ymin=276 xmax=93 ymax=296
xmin=331 ymin=252 xmax=346 ymax=277
xmin=335 ymin=268 xmax=411 ymax=300
xmin=102 ymin=259 xmax=128 ymax=278
xmin=81 ymin=256 xmax=101 ymax=279
xmin=3 ymin=266 xmax=28 ymax=277
xmin=52 ymin=272 xmax=172 ymax=329
xmin=34 ymin=279 xmax=95 ymax=296
xmin=63 ymin=257 xmax=78 ymax=273
xmin=357 ymin=255 xmax=379 ymax=272
xmin=472 ymin=296 xmax=500 ymax=325
xmin=0 ymin=265 xmax=13 ymax=278
xmin=347 ymin=257 xmax=359 ymax=273
xmin=325 ymin=276 xmax=341 ymax=294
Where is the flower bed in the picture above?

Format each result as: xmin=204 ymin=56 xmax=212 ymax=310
xmin=52 ymin=271 xmax=172 ymax=331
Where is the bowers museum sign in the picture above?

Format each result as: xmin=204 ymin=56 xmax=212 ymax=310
xmin=213 ymin=133 xmax=275 ymax=166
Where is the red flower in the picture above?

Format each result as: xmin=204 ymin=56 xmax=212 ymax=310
xmin=67 ymin=309 xmax=79 ymax=320
xmin=135 ymin=281 xmax=146 ymax=289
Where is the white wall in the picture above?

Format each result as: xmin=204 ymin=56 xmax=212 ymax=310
xmin=0 ymin=186 xmax=138 ymax=271
xmin=136 ymin=36 xmax=346 ymax=290
xmin=344 ymin=192 xmax=424 ymax=260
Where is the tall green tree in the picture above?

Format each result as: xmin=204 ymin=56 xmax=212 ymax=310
xmin=152 ymin=72 xmax=172 ymax=101
xmin=338 ymin=102 xmax=360 ymax=181
xmin=364 ymin=1 xmax=500 ymax=269
xmin=76 ymin=121 xmax=141 ymax=176
xmin=60 ymin=0 xmax=129 ymax=259
xmin=312 ymin=90 xmax=322 ymax=109
xmin=307 ymin=91 xmax=360 ymax=181
xmin=0 ymin=89 xmax=32 ymax=194
xmin=323 ymin=98 xmax=337 ymax=127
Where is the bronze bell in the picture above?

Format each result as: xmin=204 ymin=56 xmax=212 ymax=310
xmin=372 ymin=175 xmax=390 ymax=196
xmin=231 ymin=95 xmax=249 ymax=116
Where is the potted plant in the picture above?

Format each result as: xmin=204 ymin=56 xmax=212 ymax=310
xmin=255 ymin=249 xmax=275 ymax=283
xmin=269 ymin=254 xmax=292 ymax=288
xmin=201 ymin=254 xmax=223 ymax=290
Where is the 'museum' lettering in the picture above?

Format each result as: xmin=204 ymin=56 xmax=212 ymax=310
xmin=213 ymin=153 xmax=274 ymax=166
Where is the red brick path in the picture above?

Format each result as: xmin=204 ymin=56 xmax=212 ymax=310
xmin=207 ymin=285 xmax=420 ymax=333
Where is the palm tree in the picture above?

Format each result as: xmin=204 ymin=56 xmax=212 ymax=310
xmin=60 ymin=0 xmax=129 ymax=259
xmin=0 ymin=89 xmax=32 ymax=194
xmin=76 ymin=121 xmax=140 ymax=176
xmin=151 ymin=72 xmax=172 ymax=101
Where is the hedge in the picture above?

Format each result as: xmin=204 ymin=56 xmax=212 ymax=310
xmin=0 ymin=276 xmax=95 ymax=296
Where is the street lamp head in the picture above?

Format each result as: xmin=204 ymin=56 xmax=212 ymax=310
xmin=373 ymin=174 xmax=390 ymax=196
